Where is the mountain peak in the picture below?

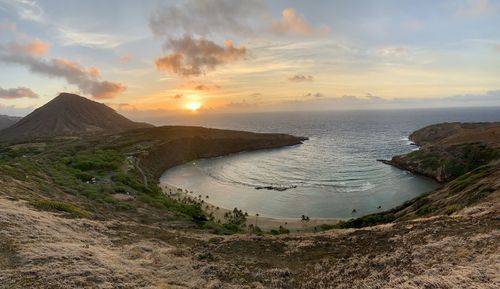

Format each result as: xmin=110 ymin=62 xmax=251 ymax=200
xmin=0 ymin=92 xmax=152 ymax=142
xmin=55 ymin=92 xmax=86 ymax=100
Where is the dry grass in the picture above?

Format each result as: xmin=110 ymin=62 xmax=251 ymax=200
xmin=1 ymin=195 xmax=498 ymax=289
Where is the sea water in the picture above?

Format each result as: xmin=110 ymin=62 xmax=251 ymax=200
xmin=157 ymin=107 xmax=500 ymax=219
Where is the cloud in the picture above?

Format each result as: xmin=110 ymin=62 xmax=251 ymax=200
xmin=271 ymin=8 xmax=329 ymax=37
xmin=8 ymin=39 xmax=49 ymax=56
xmin=149 ymin=0 xmax=266 ymax=37
xmin=379 ymin=47 xmax=410 ymax=58
xmin=0 ymin=87 xmax=38 ymax=99
xmin=304 ymin=92 xmax=324 ymax=98
xmin=149 ymin=1 xmax=327 ymax=39
xmin=176 ymin=81 xmax=221 ymax=91
xmin=119 ymin=56 xmax=130 ymax=63
xmin=194 ymin=84 xmax=220 ymax=91
xmin=106 ymin=102 xmax=137 ymax=112
xmin=224 ymin=100 xmax=258 ymax=110
xmin=0 ymin=41 xmax=126 ymax=99
xmin=1 ymin=0 xmax=44 ymax=22
xmin=57 ymin=27 xmax=125 ymax=49
xmin=155 ymin=35 xmax=246 ymax=77
xmin=173 ymin=94 xmax=183 ymax=99
xmin=279 ymin=90 xmax=500 ymax=111
xmin=288 ymin=74 xmax=313 ymax=82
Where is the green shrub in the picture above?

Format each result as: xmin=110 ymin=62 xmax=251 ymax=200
xmin=444 ymin=205 xmax=461 ymax=215
xmin=270 ymin=225 xmax=290 ymax=235
xmin=70 ymin=149 xmax=124 ymax=172
xmin=416 ymin=204 xmax=437 ymax=216
xmin=222 ymin=223 xmax=243 ymax=233
xmin=30 ymin=199 xmax=90 ymax=218
xmin=319 ymin=224 xmax=336 ymax=231
xmin=335 ymin=213 xmax=396 ymax=228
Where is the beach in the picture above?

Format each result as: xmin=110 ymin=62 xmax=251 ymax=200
xmin=162 ymin=184 xmax=339 ymax=231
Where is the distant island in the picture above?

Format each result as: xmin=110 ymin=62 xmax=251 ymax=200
xmin=0 ymin=94 xmax=498 ymax=288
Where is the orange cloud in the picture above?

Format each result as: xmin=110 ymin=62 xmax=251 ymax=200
xmin=0 ymin=42 xmax=126 ymax=99
xmin=155 ymin=35 xmax=246 ymax=77
xmin=9 ymin=39 xmax=49 ymax=56
xmin=271 ymin=8 xmax=329 ymax=37
xmin=87 ymin=66 xmax=101 ymax=77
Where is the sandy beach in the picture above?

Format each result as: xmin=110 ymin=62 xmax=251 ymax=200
xmin=162 ymin=184 xmax=339 ymax=231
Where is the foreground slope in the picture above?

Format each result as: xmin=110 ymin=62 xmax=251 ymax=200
xmin=0 ymin=93 xmax=151 ymax=142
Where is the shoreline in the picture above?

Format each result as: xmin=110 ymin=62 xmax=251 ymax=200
xmin=161 ymin=184 xmax=340 ymax=231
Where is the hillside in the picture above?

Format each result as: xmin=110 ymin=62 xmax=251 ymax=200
xmin=0 ymin=93 xmax=151 ymax=142
xmin=0 ymin=122 xmax=498 ymax=288
xmin=350 ymin=122 xmax=500 ymax=227
xmin=0 ymin=115 xmax=21 ymax=130
xmin=118 ymin=126 xmax=308 ymax=179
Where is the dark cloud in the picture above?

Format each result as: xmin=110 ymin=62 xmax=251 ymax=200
xmin=173 ymin=94 xmax=183 ymax=99
xmin=149 ymin=1 xmax=328 ymax=38
xmin=176 ymin=81 xmax=221 ymax=91
xmin=194 ymin=84 xmax=220 ymax=91
xmin=149 ymin=2 xmax=328 ymax=77
xmin=304 ymin=92 xmax=324 ymax=98
xmin=0 ymin=41 xmax=126 ymax=99
xmin=149 ymin=0 xmax=266 ymax=37
xmin=0 ymin=87 xmax=38 ymax=99
xmin=155 ymin=35 xmax=246 ymax=77
xmin=289 ymin=74 xmax=313 ymax=82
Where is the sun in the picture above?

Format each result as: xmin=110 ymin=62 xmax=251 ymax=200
xmin=186 ymin=101 xmax=202 ymax=111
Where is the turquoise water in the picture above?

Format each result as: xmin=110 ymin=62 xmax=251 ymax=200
xmin=158 ymin=108 xmax=500 ymax=219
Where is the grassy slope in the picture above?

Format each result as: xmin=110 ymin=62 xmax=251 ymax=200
xmin=0 ymin=126 xmax=306 ymax=232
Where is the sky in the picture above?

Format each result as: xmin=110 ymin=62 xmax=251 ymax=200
xmin=0 ymin=0 xmax=500 ymax=116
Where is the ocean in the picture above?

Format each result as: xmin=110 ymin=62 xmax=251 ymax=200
xmin=157 ymin=107 xmax=500 ymax=219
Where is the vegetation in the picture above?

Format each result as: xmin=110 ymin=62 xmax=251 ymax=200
xmin=445 ymin=143 xmax=500 ymax=179
xmin=334 ymin=213 xmax=396 ymax=229
xmin=29 ymin=199 xmax=90 ymax=218
xmin=270 ymin=225 xmax=290 ymax=235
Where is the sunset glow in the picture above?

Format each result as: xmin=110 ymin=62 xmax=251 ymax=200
xmin=186 ymin=101 xmax=202 ymax=111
